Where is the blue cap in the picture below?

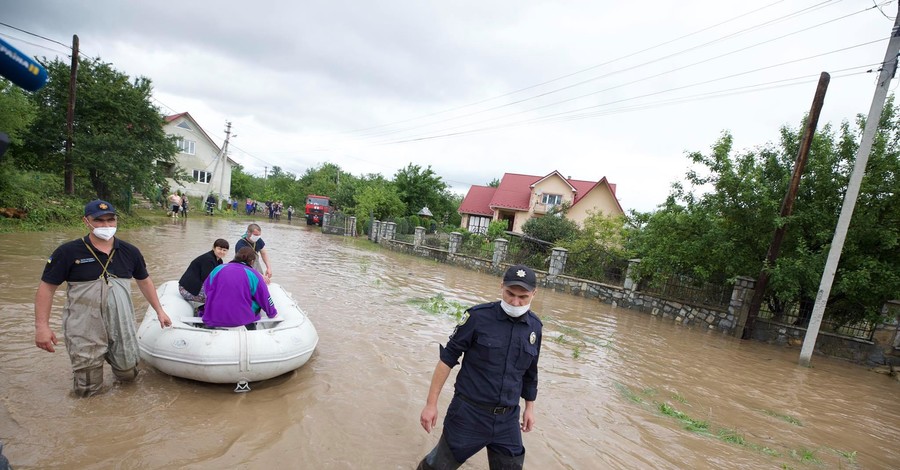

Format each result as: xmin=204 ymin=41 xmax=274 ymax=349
xmin=84 ymin=199 xmax=117 ymax=218
xmin=503 ymin=264 xmax=536 ymax=291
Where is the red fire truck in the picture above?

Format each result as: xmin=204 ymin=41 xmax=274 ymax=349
xmin=305 ymin=194 xmax=332 ymax=226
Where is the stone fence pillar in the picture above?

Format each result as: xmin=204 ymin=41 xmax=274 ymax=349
xmin=729 ymin=276 xmax=756 ymax=337
xmin=414 ymin=226 xmax=425 ymax=248
xmin=623 ymin=259 xmax=641 ymax=293
xmin=549 ymin=247 xmax=568 ymax=276
xmin=384 ymin=222 xmax=397 ymax=241
xmin=371 ymin=220 xmax=380 ymax=242
xmin=347 ymin=216 xmax=357 ymax=236
xmin=492 ymin=238 xmax=508 ymax=268
xmin=449 ymin=232 xmax=462 ymax=254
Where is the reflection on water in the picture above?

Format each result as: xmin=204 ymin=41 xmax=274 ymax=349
xmin=1 ymin=218 xmax=898 ymax=469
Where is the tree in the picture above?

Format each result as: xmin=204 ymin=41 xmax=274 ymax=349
xmin=393 ymin=163 xmax=448 ymax=215
xmin=14 ymin=57 xmax=179 ymax=203
xmin=0 ymin=78 xmax=37 ymax=161
xmin=628 ymin=100 xmax=900 ymax=325
xmin=521 ymin=205 xmax=578 ymax=243
xmin=488 ymin=178 xmax=500 ymax=188
xmin=352 ymin=178 xmax=405 ymax=220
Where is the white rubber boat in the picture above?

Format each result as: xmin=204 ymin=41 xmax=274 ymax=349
xmin=137 ymin=280 xmax=318 ymax=391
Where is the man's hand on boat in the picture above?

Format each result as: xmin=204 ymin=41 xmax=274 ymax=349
xmin=157 ymin=309 xmax=173 ymax=327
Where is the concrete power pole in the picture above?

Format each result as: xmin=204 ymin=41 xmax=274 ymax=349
xmin=218 ymin=121 xmax=233 ymax=208
xmin=64 ymin=35 xmax=79 ymax=195
xmin=798 ymin=5 xmax=900 ymax=367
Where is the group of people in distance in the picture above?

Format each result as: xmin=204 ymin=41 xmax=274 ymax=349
xmin=177 ymin=223 xmax=278 ymax=330
xmin=34 ymin=199 xmax=543 ymax=470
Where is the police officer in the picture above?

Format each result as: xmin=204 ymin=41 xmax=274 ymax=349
xmin=34 ymin=199 xmax=172 ymax=397
xmin=418 ymin=264 xmax=543 ymax=470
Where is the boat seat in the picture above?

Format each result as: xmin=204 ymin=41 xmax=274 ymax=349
xmin=179 ymin=317 xmax=283 ymax=325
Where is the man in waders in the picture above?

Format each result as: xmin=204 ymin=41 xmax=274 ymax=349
xmin=235 ymin=223 xmax=272 ymax=283
xmin=34 ymin=199 xmax=172 ymax=397
xmin=418 ymin=265 xmax=543 ymax=470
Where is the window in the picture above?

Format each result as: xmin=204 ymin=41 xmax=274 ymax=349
xmin=541 ymin=193 xmax=562 ymax=205
xmin=176 ymin=120 xmax=193 ymax=130
xmin=193 ymin=170 xmax=212 ymax=183
xmin=176 ymin=138 xmax=196 ymax=155
xmin=467 ymin=215 xmax=491 ymax=235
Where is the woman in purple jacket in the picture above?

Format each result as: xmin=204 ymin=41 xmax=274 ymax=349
xmin=201 ymin=247 xmax=278 ymax=329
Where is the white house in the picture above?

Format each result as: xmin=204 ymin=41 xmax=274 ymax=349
xmin=163 ymin=112 xmax=235 ymax=205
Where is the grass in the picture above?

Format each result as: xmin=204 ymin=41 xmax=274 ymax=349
xmin=408 ymin=294 xmax=469 ymax=321
xmin=762 ymin=409 xmax=803 ymax=427
xmin=613 ymin=383 xmax=868 ymax=465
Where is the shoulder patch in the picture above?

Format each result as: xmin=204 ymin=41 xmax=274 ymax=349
xmin=457 ymin=312 xmax=469 ymax=326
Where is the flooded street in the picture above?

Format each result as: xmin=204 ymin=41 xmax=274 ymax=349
xmin=1 ymin=217 xmax=898 ymax=469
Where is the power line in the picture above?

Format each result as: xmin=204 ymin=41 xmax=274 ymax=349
xmin=351 ymin=0 xmax=867 ymax=141
xmin=0 ymin=31 xmax=70 ymax=56
xmin=0 ymin=21 xmax=70 ymax=49
xmin=374 ymin=35 xmax=887 ymax=146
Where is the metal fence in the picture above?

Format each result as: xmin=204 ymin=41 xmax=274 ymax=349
xmin=564 ymin=246 xmax=629 ymax=286
xmin=457 ymin=234 xmax=494 ymax=259
xmin=323 ymin=211 xmax=352 ymax=234
xmin=639 ymin=273 xmax=732 ymax=309
xmin=757 ymin=299 xmax=876 ymax=341
xmin=504 ymin=233 xmax=551 ymax=271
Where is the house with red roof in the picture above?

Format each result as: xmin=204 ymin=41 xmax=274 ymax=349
xmin=163 ymin=112 xmax=236 ymax=204
xmin=458 ymin=171 xmax=624 ymax=234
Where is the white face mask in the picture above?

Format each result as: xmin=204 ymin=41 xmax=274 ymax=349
xmin=91 ymin=226 xmax=117 ymax=241
xmin=248 ymin=234 xmax=260 ymax=242
xmin=500 ymin=300 xmax=530 ymax=318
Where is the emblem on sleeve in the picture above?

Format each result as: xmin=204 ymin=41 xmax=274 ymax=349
xmin=458 ymin=312 xmax=469 ymax=326
xmin=529 ymin=331 xmax=536 ymax=344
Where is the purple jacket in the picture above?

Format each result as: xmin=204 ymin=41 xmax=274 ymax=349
xmin=201 ymin=262 xmax=278 ymax=327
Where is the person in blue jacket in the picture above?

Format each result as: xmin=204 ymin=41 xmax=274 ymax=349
xmin=201 ymin=247 xmax=277 ymax=329
xmin=418 ymin=264 xmax=543 ymax=470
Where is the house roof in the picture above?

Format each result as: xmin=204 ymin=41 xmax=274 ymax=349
xmin=458 ymin=185 xmax=497 ymax=216
xmin=164 ymin=112 xmax=237 ymax=166
xmin=458 ymin=171 xmax=623 ymax=216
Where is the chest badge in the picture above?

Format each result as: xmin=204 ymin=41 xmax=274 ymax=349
xmin=529 ymin=331 xmax=536 ymax=344
xmin=458 ymin=312 xmax=469 ymax=326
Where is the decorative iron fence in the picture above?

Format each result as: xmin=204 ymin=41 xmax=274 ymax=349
xmin=640 ymin=273 xmax=732 ymax=309
xmin=758 ymin=300 xmax=876 ymax=341
xmin=457 ymin=233 xmax=494 ymax=259
xmin=504 ymin=233 xmax=551 ymax=271
xmin=564 ymin=246 xmax=629 ymax=286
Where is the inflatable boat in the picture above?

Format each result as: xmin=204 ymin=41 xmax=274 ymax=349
xmin=137 ymin=280 xmax=318 ymax=391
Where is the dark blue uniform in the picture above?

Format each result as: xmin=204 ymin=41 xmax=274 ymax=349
xmin=42 ymin=236 xmax=149 ymax=284
xmin=438 ymin=301 xmax=542 ymax=463
xmin=235 ymin=236 xmax=265 ymax=254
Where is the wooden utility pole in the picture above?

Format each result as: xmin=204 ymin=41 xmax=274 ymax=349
xmin=64 ymin=34 xmax=79 ymax=195
xmin=799 ymin=5 xmax=900 ymax=366
xmin=741 ymin=72 xmax=830 ymax=340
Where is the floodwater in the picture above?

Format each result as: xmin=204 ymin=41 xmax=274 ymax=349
xmin=1 ymin=217 xmax=898 ymax=469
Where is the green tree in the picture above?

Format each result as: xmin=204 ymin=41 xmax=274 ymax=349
xmin=14 ymin=57 xmax=179 ymax=203
xmin=0 ymin=78 xmax=37 ymax=160
xmin=393 ymin=163 xmax=449 ymax=215
xmin=521 ymin=205 xmax=578 ymax=243
xmin=628 ymin=100 xmax=900 ymax=325
xmin=353 ymin=178 xmax=405 ymax=220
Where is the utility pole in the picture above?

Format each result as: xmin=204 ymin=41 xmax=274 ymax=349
xmin=741 ymin=72 xmax=830 ymax=340
xmin=799 ymin=5 xmax=900 ymax=367
xmin=64 ymin=35 xmax=79 ymax=195
xmin=218 ymin=121 xmax=232 ymax=209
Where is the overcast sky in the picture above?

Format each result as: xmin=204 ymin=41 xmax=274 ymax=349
xmin=3 ymin=0 xmax=896 ymax=212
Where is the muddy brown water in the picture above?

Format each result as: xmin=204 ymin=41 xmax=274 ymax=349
xmin=1 ymin=218 xmax=898 ymax=469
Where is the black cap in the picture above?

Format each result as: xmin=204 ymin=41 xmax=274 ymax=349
xmin=503 ymin=264 xmax=536 ymax=291
xmin=84 ymin=199 xmax=117 ymax=218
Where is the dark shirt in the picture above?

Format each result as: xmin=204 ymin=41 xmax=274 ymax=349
xmin=235 ymin=236 xmax=265 ymax=254
xmin=440 ymin=301 xmax=542 ymax=407
xmin=178 ymin=250 xmax=223 ymax=295
xmin=41 ymin=236 xmax=149 ymax=285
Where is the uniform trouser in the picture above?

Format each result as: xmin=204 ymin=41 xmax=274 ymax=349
xmin=418 ymin=397 xmax=526 ymax=469
xmin=63 ymin=278 xmax=140 ymax=397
